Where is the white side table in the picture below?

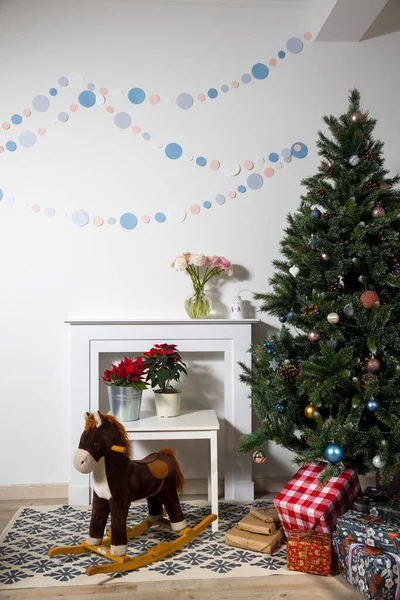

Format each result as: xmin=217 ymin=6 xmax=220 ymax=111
xmin=122 ymin=409 xmax=220 ymax=532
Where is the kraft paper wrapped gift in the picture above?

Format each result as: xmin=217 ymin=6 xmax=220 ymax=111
xmin=249 ymin=506 xmax=280 ymax=524
xmin=237 ymin=514 xmax=277 ymax=535
xmin=225 ymin=526 xmax=284 ymax=554
xmin=287 ymin=529 xmax=332 ymax=576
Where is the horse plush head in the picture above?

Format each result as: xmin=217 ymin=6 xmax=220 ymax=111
xmin=74 ymin=411 xmax=132 ymax=474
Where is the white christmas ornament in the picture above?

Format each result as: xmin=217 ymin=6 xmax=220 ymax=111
xmin=289 ymin=266 xmax=300 ymax=278
xmin=349 ymin=155 xmax=361 ymax=167
xmin=372 ymin=455 xmax=383 ymax=469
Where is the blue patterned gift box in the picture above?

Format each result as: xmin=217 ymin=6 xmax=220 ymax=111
xmin=332 ymin=535 xmax=400 ymax=600
xmin=336 ymin=509 xmax=400 ymax=555
xmin=354 ymin=488 xmax=400 ymax=522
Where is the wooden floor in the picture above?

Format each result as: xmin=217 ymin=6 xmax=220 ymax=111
xmin=0 ymin=498 xmax=362 ymax=600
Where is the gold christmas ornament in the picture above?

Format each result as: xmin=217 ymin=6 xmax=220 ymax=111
xmin=252 ymin=449 xmax=266 ymax=464
xmin=304 ymin=403 xmax=317 ymax=419
xmin=327 ymin=312 xmax=340 ymax=324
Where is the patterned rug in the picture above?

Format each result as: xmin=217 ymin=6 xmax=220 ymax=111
xmin=0 ymin=501 xmax=291 ymax=589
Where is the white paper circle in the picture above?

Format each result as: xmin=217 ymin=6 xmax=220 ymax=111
xmin=111 ymin=88 xmax=124 ymax=97
xmin=257 ymin=157 xmax=265 ymax=167
xmin=152 ymin=139 xmax=163 ymax=149
xmin=96 ymin=94 xmax=106 ymax=105
xmin=168 ymin=209 xmax=187 ymax=223
xmin=275 ymin=162 xmax=283 ymax=169
xmin=223 ymin=162 xmax=241 ymax=177
xmin=185 ymin=155 xmax=194 ymax=161
xmin=164 ymin=97 xmax=173 ymax=106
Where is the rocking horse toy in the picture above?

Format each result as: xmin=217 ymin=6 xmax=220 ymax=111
xmin=48 ymin=411 xmax=216 ymax=575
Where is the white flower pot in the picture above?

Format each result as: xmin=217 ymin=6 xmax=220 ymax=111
xmin=154 ymin=390 xmax=182 ymax=417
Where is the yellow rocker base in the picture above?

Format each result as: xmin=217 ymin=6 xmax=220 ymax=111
xmin=48 ymin=513 xmax=217 ymax=576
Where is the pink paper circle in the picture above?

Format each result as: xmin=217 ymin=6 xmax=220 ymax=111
xmin=0 ymin=146 xmax=4 ymax=153
xmin=264 ymin=167 xmax=275 ymax=177
xmin=2 ymin=122 xmax=10 ymax=130
xmin=100 ymin=87 xmax=108 ymax=95
xmin=93 ymin=216 xmax=104 ymax=227
xmin=209 ymin=160 xmax=220 ymax=170
xmin=197 ymin=94 xmax=206 ymax=101
xmin=243 ymin=160 xmax=254 ymax=171
xmin=228 ymin=191 xmax=237 ymax=198
xmin=190 ymin=204 xmax=200 ymax=215
xmin=293 ymin=143 xmax=302 ymax=152
xmin=231 ymin=81 xmax=239 ymax=88
xmin=149 ymin=95 xmax=160 ymax=105
xmin=269 ymin=58 xmax=277 ymax=67
xmin=142 ymin=215 xmax=150 ymax=224
xmin=69 ymin=104 xmax=78 ymax=112
xmin=132 ymin=125 xmax=141 ymax=134
xmin=23 ymin=109 xmax=32 ymax=117
xmin=32 ymin=205 xmax=40 ymax=213
xmin=106 ymin=106 xmax=114 ymax=113
xmin=304 ymin=32 xmax=312 ymax=40
xmin=37 ymin=128 xmax=46 ymax=135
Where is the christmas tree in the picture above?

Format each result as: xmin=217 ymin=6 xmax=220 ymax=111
xmin=239 ymin=90 xmax=400 ymax=484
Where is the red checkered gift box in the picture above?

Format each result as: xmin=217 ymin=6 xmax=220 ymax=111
xmin=274 ymin=463 xmax=361 ymax=535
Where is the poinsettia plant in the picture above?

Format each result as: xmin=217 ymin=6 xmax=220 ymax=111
xmin=143 ymin=344 xmax=187 ymax=393
xmin=102 ymin=356 xmax=148 ymax=390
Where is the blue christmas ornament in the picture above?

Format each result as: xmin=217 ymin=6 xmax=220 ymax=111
xmin=276 ymin=402 xmax=286 ymax=413
xmin=367 ymin=399 xmax=379 ymax=412
xmin=279 ymin=315 xmax=287 ymax=323
xmin=311 ymin=208 xmax=322 ymax=219
xmin=323 ymin=443 xmax=344 ymax=464
xmin=266 ymin=348 xmax=273 ymax=354
xmin=327 ymin=339 xmax=338 ymax=350
xmin=287 ymin=311 xmax=295 ymax=319
xmin=263 ymin=341 xmax=272 ymax=348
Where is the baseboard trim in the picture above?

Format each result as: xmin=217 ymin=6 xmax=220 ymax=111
xmin=0 ymin=473 xmax=375 ymax=501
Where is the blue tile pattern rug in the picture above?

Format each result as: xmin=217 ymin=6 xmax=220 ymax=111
xmin=0 ymin=501 xmax=289 ymax=589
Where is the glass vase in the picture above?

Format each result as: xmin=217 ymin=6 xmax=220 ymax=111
xmin=184 ymin=290 xmax=212 ymax=319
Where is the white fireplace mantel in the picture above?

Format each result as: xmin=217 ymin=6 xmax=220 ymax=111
xmin=67 ymin=318 xmax=258 ymax=504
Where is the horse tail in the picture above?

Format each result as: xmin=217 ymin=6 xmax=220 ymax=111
xmin=159 ymin=448 xmax=184 ymax=494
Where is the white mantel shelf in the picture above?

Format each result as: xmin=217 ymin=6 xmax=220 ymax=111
xmin=68 ymin=318 xmax=257 ymax=505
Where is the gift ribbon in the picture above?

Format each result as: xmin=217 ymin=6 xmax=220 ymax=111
xmin=347 ymin=543 xmax=400 ymax=600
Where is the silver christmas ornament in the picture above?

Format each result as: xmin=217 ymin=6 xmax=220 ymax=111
xmin=344 ymin=303 xmax=355 ymax=317
xmin=349 ymin=155 xmax=361 ymax=167
xmin=252 ymin=449 xmax=266 ymax=464
xmin=372 ymin=455 xmax=383 ymax=469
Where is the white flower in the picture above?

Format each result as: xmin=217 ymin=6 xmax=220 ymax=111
xmin=189 ymin=253 xmax=207 ymax=267
xmin=174 ymin=255 xmax=188 ymax=271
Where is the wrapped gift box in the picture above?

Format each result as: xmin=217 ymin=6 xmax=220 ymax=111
xmin=274 ymin=463 xmax=361 ymax=535
xmin=353 ymin=487 xmax=400 ymax=522
xmin=332 ymin=534 xmax=400 ymax=600
xmin=336 ymin=508 xmax=400 ymax=555
xmin=249 ymin=506 xmax=280 ymax=524
xmin=237 ymin=514 xmax=276 ymax=535
xmin=287 ymin=529 xmax=331 ymax=576
xmin=225 ymin=526 xmax=284 ymax=554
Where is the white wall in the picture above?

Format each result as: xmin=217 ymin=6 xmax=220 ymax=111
xmin=0 ymin=0 xmax=399 ymax=487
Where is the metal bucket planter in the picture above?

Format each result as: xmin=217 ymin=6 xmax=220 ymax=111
xmin=154 ymin=390 xmax=182 ymax=417
xmin=107 ymin=386 xmax=142 ymax=422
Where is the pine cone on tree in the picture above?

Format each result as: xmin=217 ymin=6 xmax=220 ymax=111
xmin=361 ymin=373 xmax=379 ymax=388
xmin=316 ymin=188 xmax=326 ymax=198
xmin=277 ymin=363 xmax=299 ymax=383
xmin=323 ymin=210 xmax=333 ymax=221
xmin=363 ymin=180 xmax=379 ymax=192
xmin=364 ymin=146 xmax=382 ymax=165
xmin=328 ymin=279 xmax=344 ymax=292
xmin=301 ymin=304 xmax=320 ymax=316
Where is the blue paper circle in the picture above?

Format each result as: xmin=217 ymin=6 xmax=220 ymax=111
xmin=165 ymin=143 xmax=182 ymax=160
xmin=72 ymin=209 xmax=90 ymax=227
xmin=44 ymin=207 xmax=55 ymax=218
xmin=196 ymin=156 xmax=207 ymax=167
xmin=268 ymin=152 xmax=279 ymax=163
xmin=221 ymin=85 xmax=229 ymax=93
xmin=128 ymin=87 xmax=145 ymax=104
xmin=78 ymin=90 xmax=96 ymax=108
xmin=11 ymin=114 xmax=22 ymax=125
xmin=241 ymin=73 xmax=252 ymax=84
xmin=58 ymin=76 xmax=69 ymax=87
xmin=252 ymin=63 xmax=269 ymax=80
xmin=114 ymin=112 xmax=132 ymax=129
xmin=58 ymin=112 xmax=69 ymax=122
xmin=155 ymin=212 xmax=166 ymax=223
xmin=87 ymin=83 xmax=95 ymax=91
xmin=291 ymin=142 xmax=308 ymax=159
xmin=0 ymin=189 xmax=3 ymax=201
xmin=142 ymin=132 xmax=150 ymax=140
xmin=238 ymin=185 xmax=246 ymax=193
xmin=120 ymin=212 xmax=137 ymax=230
xmin=203 ymin=201 xmax=212 ymax=209
xmin=19 ymin=131 xmax=37 ymax=148
xmin=286 ymin=37 xmax=304 ymax=54
xmin=215 ymin=194 xmax=226 ymax=205
xmin=107 ymin=217 xmax=116 ymax=225
xmin=32 ymin=95 xmax=50 ymax=112
xmin=278 ymin=50 xmax=286 ymax=59
xmin=247 ymin=173 xmax=264 ymax=190
xmin=176 ymin=93 xmax=194 ymax=110
xmin=208 ymin=88 xmax=218 ymax=99
xmin=282 ymin=148 xmax=292 ymax=159
xmin=5 ymin=141 xmax=17 ymax=152
xmin=49 ymin=88 xmax=58 ymax=97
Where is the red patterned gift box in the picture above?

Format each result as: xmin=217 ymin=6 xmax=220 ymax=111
xmin=287 ymin=529 xmax=332 ymax=576
xmin=274 ymin=463 xmax=361 ymax=535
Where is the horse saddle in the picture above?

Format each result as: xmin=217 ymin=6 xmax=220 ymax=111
xmin=133 ymin=452 xmax=169 ymax=480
